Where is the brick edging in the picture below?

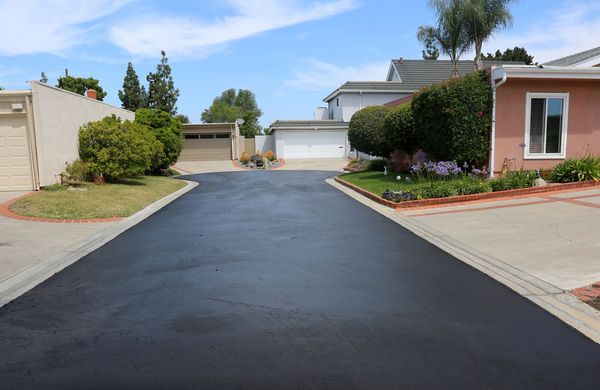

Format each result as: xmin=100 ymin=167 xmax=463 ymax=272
xmin=232 ymin=158 xmax=287 ymax=170
xmin=334 ymin=177 xmax=600 ymax=210
xmin=0 ymin=192 xmax=123 ymax=223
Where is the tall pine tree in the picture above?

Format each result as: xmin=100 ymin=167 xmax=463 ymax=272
xmin=146 ymin=51 xmax=179 ymax=115
xmin=118 ymin=62 xmax=147 ymax=111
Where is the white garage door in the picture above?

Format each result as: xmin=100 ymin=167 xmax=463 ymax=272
xmin=0 ymin=117 xmax=34 ymax=191
xmin=284 ymin=131 xmax=346 ymax=158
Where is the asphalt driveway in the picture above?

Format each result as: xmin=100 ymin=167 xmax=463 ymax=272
xmin=0 ymin=171 xmax=599 ymax=389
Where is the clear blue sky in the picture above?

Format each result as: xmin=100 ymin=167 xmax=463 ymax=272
xmin=1 ymin=0 xmax=598 ymax=127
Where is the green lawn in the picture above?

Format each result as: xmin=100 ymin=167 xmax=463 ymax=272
xmin=339 ymin=171 xmax=421 ymax=194
xmin=11 ymin=176 xmax=187 ymax=219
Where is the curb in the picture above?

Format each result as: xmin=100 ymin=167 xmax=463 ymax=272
xmin=327 ymin=177 xmax=600 ymax=344
xmin=0 ymin=179 xmax=199 ymax=309
xmin=335 ymin=177 xmax=600 ymax=210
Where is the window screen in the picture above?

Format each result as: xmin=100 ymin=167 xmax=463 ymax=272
xmin=528 ymin=96 xmax=565 ymax=155
xmin=184 ymin=134 xmax=199 ymax=140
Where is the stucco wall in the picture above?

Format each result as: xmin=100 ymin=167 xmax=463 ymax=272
xmin=329 ymin=92 xmax=412 ymax=122
xmin=494 ymin=78 xmax=600 ymax=173
xmin=31 ymin=82 xmax=134 ymax=186
xmin=255 ymin=135 xmax=274 ymax=153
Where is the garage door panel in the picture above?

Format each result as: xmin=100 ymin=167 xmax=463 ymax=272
xmin=284 ymin=131 xmax=346 ymax=158
xmin=179 ymin=137 xmax=231 ymax=161
xmin=0 ymin=117 xmax=34 ymax=191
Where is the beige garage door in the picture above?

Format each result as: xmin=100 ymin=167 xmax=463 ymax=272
xmin=179 ymin=133 xmax=232 ymax=161
xmin=0 ymin=116 xmax=34 ymax=191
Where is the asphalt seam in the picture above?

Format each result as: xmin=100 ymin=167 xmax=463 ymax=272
xmin=0 ymin=179 xmax=199 ymax=309
xmin=326 ymin=177 xmax=600 ymax=344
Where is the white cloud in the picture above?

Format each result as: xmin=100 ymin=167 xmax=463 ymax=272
xmin=286 ymin=58 xmax=390 ymax=90
xmin=0 ymin=0 xmax=133 ymax=56
xmin=483 ymin=1 xmax=600 ymax=63
xmin=109 ymin=0 xmax=358 ymax=58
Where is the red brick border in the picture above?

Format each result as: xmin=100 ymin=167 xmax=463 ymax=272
xmin=0 ymin=192 xmax=122 ymax=223
xmin=232 ymin=159 xmax=287 ymax=170
xmin=571 ymin=282 xmax=600 ymax=303
xmin=334 ymin=177 xmax=600 ymax=210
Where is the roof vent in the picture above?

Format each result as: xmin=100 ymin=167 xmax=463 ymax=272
xmin=399 ymin=57 xmax=404 ymax=64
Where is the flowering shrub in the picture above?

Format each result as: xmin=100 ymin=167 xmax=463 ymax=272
xmin=411 ymin=161 xmax=463 ymax=180
xmin=239 ymin=152 xmax=251 ymax=164
xmin=263 ymin=150 xmax=277 ymax=162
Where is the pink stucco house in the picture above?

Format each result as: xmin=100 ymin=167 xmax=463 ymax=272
xmin=490 ymin=65 xmax=600 ymax=175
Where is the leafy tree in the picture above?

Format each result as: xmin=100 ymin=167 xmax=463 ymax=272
xmin=118 ymin=62 xmax=148 ymax=110
xmin=483 ymin=47 xmax=535 ymax=65
xmin=348 ymin=106 xmax=391 ymax=158
xmin=147 ymin=51 xmax=179 ymax=115
xmin=463 ymin=0 xmax=515 ymax=70
xmin=421 ymin=34 xmax=440 ymax=60
xmin=0 ymin=86 xmax=3 ymax=91
xmin=40 ymin=72 xmax=48 ymax=83
xmin=384 ymin=104 xmax=419 ymax=164
xmin=56 ymin=70 xmax=107 ymax=100
xmin=175 ymin=114 xmax=190 ymax=124
xmin=201 ymin=88 xmax=263 ymax=137
xmin=79 ymin=115 xmax=162 ymax=178
xmin=134 ymin=108 xmax=183 ymax=170
xmin=418 ymin=0 xmax=471 ymax=77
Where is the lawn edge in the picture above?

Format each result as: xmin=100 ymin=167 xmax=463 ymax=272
xmin=0 ymin=179 xmax=199 ymax=309
xmin=327 ymin=177 xmax=600 ymax=344
xmin=335 ymin=175 xmax=600 ymax=210
xmin=2 ymin=177 xmax=188 ymax=223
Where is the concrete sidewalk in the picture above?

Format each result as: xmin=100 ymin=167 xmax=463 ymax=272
xmin=0 ymin=181 xmax=198 ymax=308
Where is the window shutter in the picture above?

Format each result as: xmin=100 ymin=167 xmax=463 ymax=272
xmin=529 ymin=98 xmax=545 ymax=153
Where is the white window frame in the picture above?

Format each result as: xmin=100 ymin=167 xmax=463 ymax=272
xmin=524 ymin=92 xmax=569 ymax=160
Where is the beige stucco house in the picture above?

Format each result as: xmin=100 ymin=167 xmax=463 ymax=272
xmin=0 ymin=81 xmax=134 ymax=191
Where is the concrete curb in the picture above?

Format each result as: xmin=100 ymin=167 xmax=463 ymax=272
xmin=326 ymin=177 xmax=600 ymax=344
xmin=0 ymin=179 xmax=199 ymax=309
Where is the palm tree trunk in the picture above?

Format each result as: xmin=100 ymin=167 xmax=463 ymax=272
xmin=474 ymin=40 xmax=483 ymax=70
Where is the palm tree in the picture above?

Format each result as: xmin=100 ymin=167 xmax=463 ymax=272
xmin=418 ymin=0 xmax=471 ymax=78
xmin=464 ymin=0 xmax=515 ymax=70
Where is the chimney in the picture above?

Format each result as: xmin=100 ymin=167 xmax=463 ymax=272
xmin=86 ymin=89 xmax=97 ymax=100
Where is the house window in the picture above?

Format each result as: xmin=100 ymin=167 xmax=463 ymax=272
xmin=215 ymin=133 xmax=230 ymax=139
xmin=200 ymin=134 xmax=214 ymax=139
xmin=525 ymin=93 xmax=569 ymax=159
xmin=184 ymin=134 xmax=199 ymax=140
xmin=336 ymin=97 xmax=339 ymax=107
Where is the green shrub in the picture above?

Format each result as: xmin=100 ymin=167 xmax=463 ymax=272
xmin=79 ymin=115 xmax=162 ymax=179
xmin=348 ymin=105 xmax=390 ymax=158
xmin=489 ymin=170 xmax=537 ymax=191
xmin=384 ymin=104 xmax=418 ymax=160
xmin=134 ymin=108 xmax=183 ymax=171
xmin=366 ymin=159 xmax=388 ymax=172
xmin=63 ymin=159 xmax=91 ymax=183
xmin=551 ymin=156 xmax=600 ymax=182
xmin=412 ymin=71 xmax=492 ymax=164
xmin=414 ymin=177 xmax=492 ymax=199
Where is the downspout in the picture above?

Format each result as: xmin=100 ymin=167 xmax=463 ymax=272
xmin=490 ymin=67 xmax=507 ymax=178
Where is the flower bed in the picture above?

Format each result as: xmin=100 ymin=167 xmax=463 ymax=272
xmin=239 ymin=150 xmax=281 ymax=169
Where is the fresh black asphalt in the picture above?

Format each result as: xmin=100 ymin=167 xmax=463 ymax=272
xmin=0 ymin=171 xmax=599 ymax=389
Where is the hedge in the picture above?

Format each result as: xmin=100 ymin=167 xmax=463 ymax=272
xmin=348 ymin=105 xmax=390 ymax=158
xmin=411 ymin=71 xmax=493 ymax=164
xmin=384 ymin=103 xmax=418 ymax=160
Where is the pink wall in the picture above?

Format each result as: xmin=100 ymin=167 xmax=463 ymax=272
xmin=494 ymin=78 xmax=600 ymax=173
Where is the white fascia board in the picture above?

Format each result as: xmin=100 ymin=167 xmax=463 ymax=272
xmin=495 ymin=66 xmax=600 ymax=80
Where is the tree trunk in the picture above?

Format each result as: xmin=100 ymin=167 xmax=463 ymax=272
xmin=474 ymin=41 xmax=483 ymax=71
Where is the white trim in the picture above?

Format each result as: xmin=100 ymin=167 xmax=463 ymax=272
xmin=493 ymin=66 xmax=600 ymax=81
xmin=524 ymin=92 xmax=569 ymax=160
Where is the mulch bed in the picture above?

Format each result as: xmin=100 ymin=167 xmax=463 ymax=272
xmin=571 ymin=282 xmax=600 ymax=311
